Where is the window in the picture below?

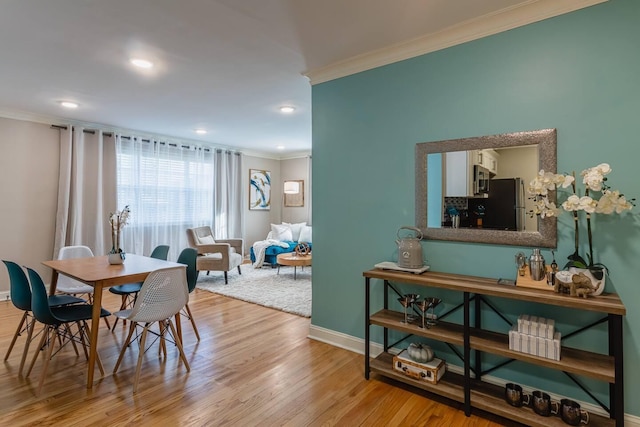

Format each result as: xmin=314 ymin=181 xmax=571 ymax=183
xmin=116 ymin=138 xmax=214 ymax=227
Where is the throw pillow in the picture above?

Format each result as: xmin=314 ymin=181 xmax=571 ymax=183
xmin=271 ymin=223 xmax=293 ymax=241
xmin=298 ymin=225 xmax=312 ymax=243
xmin=283 ymin=222 xmax=307 ymax=241
xmin=199 ymin=235 xmax=215 ymax=244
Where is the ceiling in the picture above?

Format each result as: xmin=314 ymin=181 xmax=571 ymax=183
xmin=0 ymin=0 xmax=602 ymax=157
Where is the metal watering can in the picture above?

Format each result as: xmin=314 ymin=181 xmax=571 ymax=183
xmin=396 ymin=226 xmax=424 ymax=269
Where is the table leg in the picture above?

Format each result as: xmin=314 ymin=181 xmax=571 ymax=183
xmin=87 ymin=283 xmax=103 ymax=388
xmin=294 ymin=266 xmax=297 ymax=280
xmin=48 ymin=271 xmax=59 ymax=296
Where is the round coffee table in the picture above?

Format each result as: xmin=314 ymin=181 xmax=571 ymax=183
xmin=276 ymin=253 xmax=312 ymax=280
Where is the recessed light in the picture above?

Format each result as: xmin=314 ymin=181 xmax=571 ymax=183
xmin=279 ymin=106 xmax=295 ymax=114
xmin=276 ymin=145 xmax=285 ymax=150
xmin=60 ymin=101 xmax=79 ymax=109
xmin=130 ymin=58 xmax=154 ymax=69
xmin=194 ymin=129 xmax=207 ymax=135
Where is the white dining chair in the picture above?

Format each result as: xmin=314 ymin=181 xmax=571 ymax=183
xmin=112 ymin=266 xmax=190 ymax=393
xmin=57 ymin=245 xmax=111 ymax=328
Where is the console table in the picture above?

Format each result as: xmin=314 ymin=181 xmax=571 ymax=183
xmin=363 ymin=268 xmax=625 ymax=427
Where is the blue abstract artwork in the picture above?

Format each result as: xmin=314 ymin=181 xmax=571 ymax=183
xmin=249 ymin=169 xmax=271 ymax=210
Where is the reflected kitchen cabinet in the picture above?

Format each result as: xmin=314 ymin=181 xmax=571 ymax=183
xmin=444 ymin=151 xmax=473 ymax=197
xmin=478 ymin=149 xmax=499 ymax=174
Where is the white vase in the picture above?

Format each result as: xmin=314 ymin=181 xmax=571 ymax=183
xmin=108 ymin=252 xmax=125 ymax=265
xmin=568 ymin=266 xmax=606 ymax=296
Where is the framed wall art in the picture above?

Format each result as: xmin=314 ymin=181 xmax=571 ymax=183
xmin=284 ymin=180 xmax=304 ymax=207
xmin=249 ymin=169 xmax=271 ymax=210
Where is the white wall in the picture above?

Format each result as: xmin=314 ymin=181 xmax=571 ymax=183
xmin=281 ymin=156 xmax=311 ymax=224
xmin=243 ymin=155 xmax=282 ymax=254
xmin=0 ymin=117 xmax=60 ymax=292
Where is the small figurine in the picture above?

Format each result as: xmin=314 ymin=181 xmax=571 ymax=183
xmin=554 ymin=271 xmax=601 ymax=297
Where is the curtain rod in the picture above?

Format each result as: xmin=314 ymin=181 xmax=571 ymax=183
xmin=50 ymin=124 xmax=240 ymax=155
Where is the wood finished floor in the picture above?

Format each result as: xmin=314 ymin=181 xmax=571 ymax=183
xmin=0 ymin=287 xmax=517 ymax=426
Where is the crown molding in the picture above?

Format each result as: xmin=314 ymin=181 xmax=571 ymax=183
xmin=304 ymin=0 xmax=608 ymax=85
xmin=0 ymin=110 xmax=309 ymax=159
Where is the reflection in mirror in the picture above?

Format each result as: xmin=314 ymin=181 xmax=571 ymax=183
xmin=415 ymin=129 xmax=557 ymax=248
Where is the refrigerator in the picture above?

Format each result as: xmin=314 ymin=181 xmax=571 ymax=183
xmin=481 ymin=178 xmax=526 ymax=231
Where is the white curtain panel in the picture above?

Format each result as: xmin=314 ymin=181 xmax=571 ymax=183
xmin=54 ymin=128 xmax=244 ymax=262
xmin=213 ymin=149 xmax=243 ymax=240
xmin=54 ymin=127 xmax=117 ymax=257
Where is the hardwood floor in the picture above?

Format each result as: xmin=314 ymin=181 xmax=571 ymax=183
xmin=0 ymin=288 xmax=516 ymax=426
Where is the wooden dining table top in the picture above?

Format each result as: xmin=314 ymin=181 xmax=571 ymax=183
xmin=43 ymin=254 xmax=185 ymax=287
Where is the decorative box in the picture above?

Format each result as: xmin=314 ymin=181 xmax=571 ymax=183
xmin=509 ymin=325 xmax=561 ymax=361
xmin=392 ymin=350 xmax=446 ymax=384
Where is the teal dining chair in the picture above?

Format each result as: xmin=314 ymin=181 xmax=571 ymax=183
xmin=25 ymin=267 xmax=111 ymax=395
xmin=109 ymin=244 xmax=170 ymax=331
xmin=176 ymin=248 xmax=200 ymax=341
xmin=2 ymin=260 xmax=84 ymax=376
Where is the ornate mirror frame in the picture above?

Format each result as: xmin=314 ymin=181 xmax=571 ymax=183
xmin=415 ymin=129 xmax=557 ymax=248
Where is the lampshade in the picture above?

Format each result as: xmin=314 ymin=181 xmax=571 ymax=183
xmin=284 ymin=181 xmax=300 ymax=194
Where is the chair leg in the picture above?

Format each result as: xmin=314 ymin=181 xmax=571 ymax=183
xmin=114 ymin=322 xmax=137 ymax=374
xmin=111 ymin=295 xmax=129 ymax=331
xmin=4 ymin=311 xmax=28 ymax=361
xmin=237 ymin=265 xmax=242 ymax=275
xmin=65 ymin=323 xmax=80 ymax=357
xmin=167 ymin=320 xmax=190 ymax=372
xmin=18 ymin=316 xmax=37 ymax=376
xmin=133 ymin=325 xmax=150 ymax=393
xmin=185 ymin=304 xmax=200 ymax=341
xmin=158 ymin=322 xmax=167 ymax=358
xmin=36 ymin=327 xmax=58 ymax=396
xmin=26 ymin=329 xmax=48 ymax=378
xmin=224 ymin=271 xmax=228 ymax=284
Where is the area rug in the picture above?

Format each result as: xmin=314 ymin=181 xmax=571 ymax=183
xmin=196 ymin=266 xmax=311 ymax=317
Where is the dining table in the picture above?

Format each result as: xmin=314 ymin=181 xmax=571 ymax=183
xmin=43 ymin=254 xmax=186 ymax=389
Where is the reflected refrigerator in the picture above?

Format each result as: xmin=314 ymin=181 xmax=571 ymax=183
xmin=482 ymin=178 xmax=526 ymax=231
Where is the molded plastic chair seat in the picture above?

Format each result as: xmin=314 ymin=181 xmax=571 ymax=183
xmin=108 ymin=283 xmax=142 ymax=295
xmin=2 ymin=260 xmax=85 ymax=376
xmin=109 ymin=245 xmax=170 ymax=331
xmin=25 ymin=267 xmax=111 ymax=395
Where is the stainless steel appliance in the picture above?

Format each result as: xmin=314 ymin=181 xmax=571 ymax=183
xmin=479 ymin=177 xmax=526 ymax=231
xmin=473 ymin=164 xmax=491 ymax=195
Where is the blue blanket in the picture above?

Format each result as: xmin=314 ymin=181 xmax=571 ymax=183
xmin=250 ymin=241 xmax=312 ymax=267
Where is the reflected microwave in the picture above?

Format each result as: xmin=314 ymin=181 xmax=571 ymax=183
xmin=473 ymin=165 xmax=490 ymax=195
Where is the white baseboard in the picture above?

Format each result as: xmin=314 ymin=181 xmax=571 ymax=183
xmin=0 ymin=291 xmax=9 ymax=302
xmin=308 ymin=324 xmax=639 ymax=426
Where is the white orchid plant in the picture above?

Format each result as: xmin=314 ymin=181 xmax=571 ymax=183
xmin=528 ymin=163 xmax=635 ymax=272
xmin=109 ymin=205 xmax=131 ymax=255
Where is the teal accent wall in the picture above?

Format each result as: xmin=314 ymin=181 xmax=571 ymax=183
xmin=311 ymin=0 xmax=640 ymax=416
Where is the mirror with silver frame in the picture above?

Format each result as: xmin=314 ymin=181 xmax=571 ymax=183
xmin=415 ymin=129 xmax=557 ymax=248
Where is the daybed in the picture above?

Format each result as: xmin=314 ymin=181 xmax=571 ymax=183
xmin=250 ymin=222 xmax=312 ymax=267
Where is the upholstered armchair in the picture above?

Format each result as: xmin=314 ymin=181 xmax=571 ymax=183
xmin=186 ymin=226 xmax=243 ymax=284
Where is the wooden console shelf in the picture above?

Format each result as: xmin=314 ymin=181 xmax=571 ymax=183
xmin=364 ymin=268 xmax=625 ymax=427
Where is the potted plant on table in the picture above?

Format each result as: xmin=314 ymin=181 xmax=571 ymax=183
xmin=108 ymin=205 xmax=131 ymax=264
xmin=528 ymin=163 xmax=635 ymax=295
